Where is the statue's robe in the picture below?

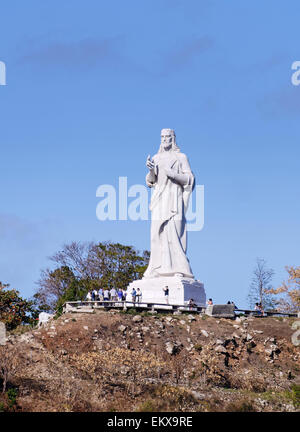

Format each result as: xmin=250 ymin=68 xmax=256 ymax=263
xmin=144 ymin=150 xmax=194 ymax=279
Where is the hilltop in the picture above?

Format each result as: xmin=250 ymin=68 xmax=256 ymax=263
xmin=1 ymin=309 xmax=299 ymax=412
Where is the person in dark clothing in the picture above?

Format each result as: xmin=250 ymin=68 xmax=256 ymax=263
xmin=163 ymin=286 xmax=169 ymax=304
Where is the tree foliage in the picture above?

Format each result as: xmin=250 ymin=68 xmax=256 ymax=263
xmin=265 ymin=266 xmax=300 ymax=313
xmin=35 ymin=241 xmax=150 ymax=311
xmin=247 ymin=258 xmax=277 ymax=310
xmin=0 ymin=282 xmax=38 ymax=330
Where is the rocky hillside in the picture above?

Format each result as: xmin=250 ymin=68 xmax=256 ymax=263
xmin=1 ymin=309 xmax=299 ymax=412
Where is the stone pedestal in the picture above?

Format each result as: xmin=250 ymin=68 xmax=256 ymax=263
xmin=127 ymin=276 xmax=206 ymax=306
xmin=205 ymin=304 xmax=235 ymax=318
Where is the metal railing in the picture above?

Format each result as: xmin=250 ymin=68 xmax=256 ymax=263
xmin=234 ymin=308 xmax=297 ymax=317
xmin=62 ymin=301 xmax=298 ymax=317
xmin=63 ymin=300 xmax=206 ymax=313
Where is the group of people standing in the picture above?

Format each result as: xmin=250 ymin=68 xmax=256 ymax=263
xmin=84 ymin=290 xmax=265 ymax=315
xmin=86 ymin=288 xmax=126 ymax=302
xmin=129 ymin=288 xmax=142 ymax=303
xmin=85 ymin=286 xmax=171 ymax=305
xmin=85 ymin=287 xmax=143 ymax=303
xmin=254 ymin=302 xmax=264 ymax=315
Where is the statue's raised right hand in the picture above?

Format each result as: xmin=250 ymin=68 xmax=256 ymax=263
xmin=146 ymin=155 xmax=155 ymax=172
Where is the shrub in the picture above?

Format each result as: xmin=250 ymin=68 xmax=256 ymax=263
xmin=136 ymin=400 xmax=157 ymax=412
xmin=194 ymin=344 xmax=202 ymax=352
xmin=289 ymin=385 xmax=300 ymax=408
xmin=7 ymin=388 xmax=18 ymax=408
xmin=226 ymin=399 xmax=256 ymax=412
xmin=0 ymin=284 xmax=38 ymax=330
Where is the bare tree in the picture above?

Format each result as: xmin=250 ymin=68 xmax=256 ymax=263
xmin=170 ymin=350 xmax=189 ymax=384
xmin=50 ymin=241 xmax=92 ymax=279
xmin=247 ymin=258 xmax=276 ymax=310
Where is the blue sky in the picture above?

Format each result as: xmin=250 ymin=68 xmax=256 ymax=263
xmin=0 ymin=0 xmax=299 ymax=308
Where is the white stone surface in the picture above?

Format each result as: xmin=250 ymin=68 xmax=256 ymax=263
xmin=38 ymin=312 xmax=54 ymax=327
xmin=205 ymin=304 xmax=235 ymax=318
xmin=0 ymin=322 xmax=7 ymax=345
xmin=128 ymin=275 xmax=206 ymax=306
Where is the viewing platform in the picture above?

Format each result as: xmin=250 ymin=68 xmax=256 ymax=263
xmin=62 ymin=301 xmax=298 ymax=318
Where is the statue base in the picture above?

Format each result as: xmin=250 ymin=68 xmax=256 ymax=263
xmin=127 ymin=275 xmax=206 ymax=306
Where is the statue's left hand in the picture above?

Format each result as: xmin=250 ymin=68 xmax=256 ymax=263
xmin=165 ymin=169 xmax=189 ymax=186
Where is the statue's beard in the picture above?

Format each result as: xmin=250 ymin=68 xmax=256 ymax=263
xmin=161 ymin=143 xmax=173 ymax=151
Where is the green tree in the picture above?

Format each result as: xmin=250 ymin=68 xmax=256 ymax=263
xmin=87 ymin=242 xmax=149 ymax=291
xmin=55 ymin=278 xmax=91 ymax=314
xmin=0 ymin=282 xmax=37 ymax=330
xmin=34 ymin=265 xmax=77 ymax=310
xmin=35 ymin=241 xmax=150 ymax=311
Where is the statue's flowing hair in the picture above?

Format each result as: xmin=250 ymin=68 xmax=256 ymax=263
xmin=158 ymin=129 xmax=180 ymax=153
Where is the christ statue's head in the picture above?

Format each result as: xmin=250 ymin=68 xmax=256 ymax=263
xmin=159 ymin=128 xmax=180 ymax=153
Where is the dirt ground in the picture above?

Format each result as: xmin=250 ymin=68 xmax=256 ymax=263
xmin=1 ymin=309 xmax=299 ymax=412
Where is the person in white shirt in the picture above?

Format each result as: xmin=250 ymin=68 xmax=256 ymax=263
xmin=98 ymin=288 xmax=104 ymax=302
xmin=110 ymin=288 xmax=117 ymax=301
xmin=93 ymin=289 xmax=98 ymax=301
xmin=136 ymin=288 xmax=142 ymax=303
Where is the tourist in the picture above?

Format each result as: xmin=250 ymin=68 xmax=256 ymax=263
xmin=110 ymin=287 xmax=117 ymax=302
xmin=117 ymin=289 xmax=123 ymax=301
xmin=122 ymin=289 xmax=127 ymax=301
xmin=98 ymin=288 xmax=104 ymax=302
xmin=103 ymin=288 xmax=110 ymax=301
xmin=254 ymin=303 xmax=261 ymax=314
xmin=189 ymin=298 xmax=196 ymax=310
xmin=136 ymin=288 xmax=142 ymax=303
xmin=207 ymin=298 xmax=213 ymax=306
xmin=163 ymin=286 xmax=169 ymax=304
xmin=86 ymin=291 xmax=92 ymax=301
xmin=93 ymin=288 xmax=98 ymax=301
xmin=254 ymin=303 xmax=264 ymax=315
xmin=131 ymin=288 xmax=137 ymax=304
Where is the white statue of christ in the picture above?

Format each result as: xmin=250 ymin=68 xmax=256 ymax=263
xmin=143 ymin=128 xmax=194 ymax=279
